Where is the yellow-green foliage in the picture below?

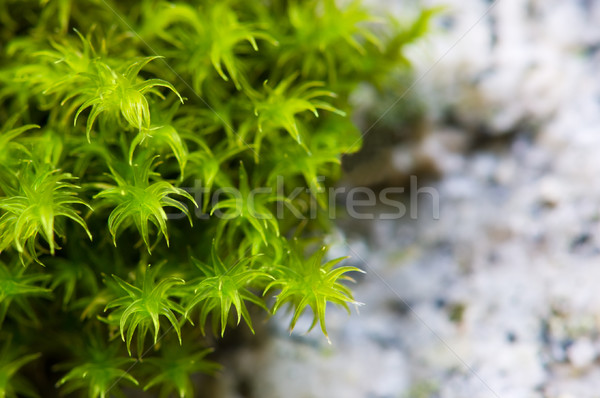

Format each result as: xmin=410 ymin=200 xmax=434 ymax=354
xmin=0 ymin=0 xmax=431 ymax=396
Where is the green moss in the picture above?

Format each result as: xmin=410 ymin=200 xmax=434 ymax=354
xmin=0 ymin=0 xmax=432 ymax=396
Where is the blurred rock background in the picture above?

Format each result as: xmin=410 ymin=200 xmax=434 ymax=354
xmin=205 ymin=1 xmax=600 ymax=397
